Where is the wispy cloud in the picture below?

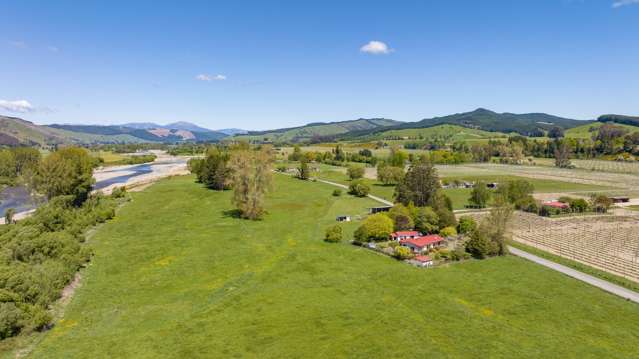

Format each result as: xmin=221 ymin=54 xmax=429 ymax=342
xmin=47 ymin=45 xmax=59 ymax=52
xmin=360 ymin=40 xmax=393 ymax=55
xmin=612 ymin=0 xmax=639 ymax=8
xmin=196 ymin=74 xmax=226 ymax=81
xmin=0 ymin=100 xmax=35 ymax=113
xmin=8 ymin=40 xmax=27 ymax=49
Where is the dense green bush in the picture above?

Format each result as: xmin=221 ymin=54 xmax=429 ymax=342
xmin=456 ymin=216 xmax=477 ymax=234
xmin=332 ymin=189 xmax=342 ymax=197
xmin=324 ymin=225 xmax=343 ymax=243
xmin=0 ymin=192 xmax=122 ymax=339
xmin=348 ymin=180 xmax=370 ymax=197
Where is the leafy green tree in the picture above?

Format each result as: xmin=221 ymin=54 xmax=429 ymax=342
xmin=36 ymin=147 xmax=96 ymax=204
xmin=414 ymin=206 xmax=439 ymax=234
xmin=465 ymin=229 xmax=497 ymax=259
xmin=498 ymin=180 xmax=534 ymax=204
xmin=348 ymin=179 xmax=370 ymax=197
xmin=591 ymin=195 xmax=613 ymax=213
xmin=229 ymin=147 xmax=274 ymax=220
xmin=298 ymin=158 xmax=310 ymax=180
xmin=439 ymin=226 xmax=457 ymax=238
xmin=554 ymin=140 xmax=572 ymax=168
xmin=388 ymin=204 xmax=414 ymax=231
xmin=377 ymin=165 xmax=404 ymax=185
xmin=288 ymin=145 xmax=303 ymax=161
xmin=347 ymin=165 xmax=365 ymax=180
xmin=358 ymin=213 xmax=394 ymax=241
xmin=457 ymin=216 xmax=477 ymax=234
xmin=334 ymin=145 xmax=345 ymax=162
xmin=395 ymin=159 xmax=441 ymax=207
xmin=388 ymin=145 xmax=408 ymax=167
xmin=468 ymin=181 xmax=490 ymax=208
xmin=324 ymin=224 xmax=343 ymax=243
xmin=199 ymin=148 xmax=231 ymax=190
xmin=0 ymin=150 xmax=17 ymax=180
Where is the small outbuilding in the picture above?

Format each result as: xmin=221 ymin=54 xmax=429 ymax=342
xmin=609 ymin=196 xmax=630 ymax=204
xmin=336 ymin=215 xmax=351 ymax=222
xmin=370 ymin=206 xmax=392 ymax=214
xmin=408 ymin=255 xmax=434 ymax=268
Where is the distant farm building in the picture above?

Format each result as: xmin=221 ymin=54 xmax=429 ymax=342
xmin=408 ymin=255 xmax=434 ymax=268
xmin=336 ymin=215 xmax=351 ymax=222
xmin=370 ymin=206 xmax=392 ymax=214
xmin=400 ymin=235 xmax=445 ymax=253
xmin=609 ymin=196 xmax=630 ymax=204
xmin=391 ymin=231 xmax=422 ymax=241
xmin=543 ymin=201 xmax=570 ymax=210
xmin=486 ymin=182 xmax=498 ymax=189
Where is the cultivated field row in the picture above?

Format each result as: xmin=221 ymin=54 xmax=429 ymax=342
xmin=512 ymin=212 xmax=639 ymax=282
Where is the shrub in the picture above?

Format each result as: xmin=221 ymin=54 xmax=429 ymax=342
xmin=388 ymin=204 xmax=414 ymax=231
xmin=439 ymin=226 xmax=457 ymax=238
xmin=465 ymin=229 xmax=498 ymax=259
xmin=348 ymin=180 xmax=370 ymax=197
xmin=394 ymin=246 xmax=414 ymax=260
xmin=332 ymin=189 xmax=342 ymax=197
xmin=457 ymin=216 xmax=477 ymax=234
xmin=347 ymin=165 xmax=365 ymax=180
xmin=515 ymin=195 xmax=539 ymax=213
xmin=468 ymin=181 xmax=490 ymax=208
xmin=111 ymin=186 xmax=127 ymax=199
xmin=324 ymin=225 xmax=343 ymax=243
xmin=356 ymin=213 xmax=394 ymax=242
xmin=276 ymin=164 xmax=288 ymax=173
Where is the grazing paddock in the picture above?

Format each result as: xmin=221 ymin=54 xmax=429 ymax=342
xmin=513 ymin=212 xmax=639 ymax=282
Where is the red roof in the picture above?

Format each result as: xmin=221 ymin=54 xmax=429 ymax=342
xmin=414 ymin=255 xmax=432 ymax=262
xmin=391 ymin=231 xmax=420 ymax=237
xmin=400 ymin=235 xmax=444 ymax=248
xmin=544 ymin=201 xmax=569 ymax=209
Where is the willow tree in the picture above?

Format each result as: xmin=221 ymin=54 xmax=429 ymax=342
xmin=228 ymin=146 xmax=274 ymax=220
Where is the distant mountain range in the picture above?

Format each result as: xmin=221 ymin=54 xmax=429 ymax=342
xmin=234 ymin=118 xmax=402 ymax=142
xmin=2 ymin=109 xmax=637 ymax=146
xmin=0 ymin=117 xmax=229 ymax=146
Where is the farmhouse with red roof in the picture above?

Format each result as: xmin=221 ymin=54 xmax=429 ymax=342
xmin=400 ymin=235 xmax=445 ymax=253
xmin=390 ymin=231 xmax=422 ymax=241
xmin=544 ymin=201 xmax=569 ymax=209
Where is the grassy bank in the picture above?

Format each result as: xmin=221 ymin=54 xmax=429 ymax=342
xmin=13 ymin=175 xmax=639 ymax=358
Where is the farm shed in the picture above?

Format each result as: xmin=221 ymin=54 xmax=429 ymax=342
xmin=408 ymin=255 xmax=434 ymax=268
xmin=370 ymin=206 xmax=392 ymax=214
xmin=336 ymin=215 xmax=351 ymax=222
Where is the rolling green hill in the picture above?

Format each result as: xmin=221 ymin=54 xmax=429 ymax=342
xmin=405 ymin=108 xmax=587 ymax=136
xmin=233 ymin=118 xmax=401 ymax=143
xmin=565 ymin=121 xmax=639 ymax=139
xmin=351 ymin=124 xmax=509 ymax=143
xmin=598 ymin=114 xmax=639 ymax=127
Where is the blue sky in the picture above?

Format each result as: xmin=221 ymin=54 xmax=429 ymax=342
xmin=1 ymin=0 xmax=638 ymax=130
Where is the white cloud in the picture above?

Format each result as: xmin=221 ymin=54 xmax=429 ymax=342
xmin=0 ymin=100 xmax=35 ymax=113
xmin=196 ymin=74 xmax=226 ymax=81
xmin=360 ymin=40 xmax=392 ymax=55
xmin=613 ymin=0 xmax=639 ymax=7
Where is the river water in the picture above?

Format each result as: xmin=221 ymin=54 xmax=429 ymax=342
xmin=0 ymin=157 xmax=187 ymax=217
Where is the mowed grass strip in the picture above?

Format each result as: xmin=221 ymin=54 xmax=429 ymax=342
xmin=26 ymin=175 xmax=639 ymax=358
